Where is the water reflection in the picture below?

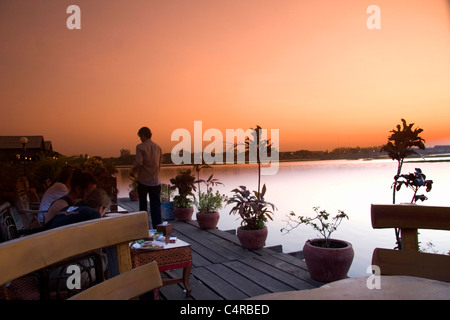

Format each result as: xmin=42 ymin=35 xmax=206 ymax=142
xmin=115 ymin=159 xmax=450 ymax=277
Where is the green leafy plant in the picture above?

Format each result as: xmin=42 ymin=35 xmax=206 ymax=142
xmin=195 ymin=174 xmax=226 ymax=214
xmin=170 ymin=169 xmax=196 ymax=208
xmin=281 ymin=207 xmax=349 ymax=248
xmin=227 ymin=125 xmax=276 ymax=230
xmin=381 ymin=119 xmax=426 ymax=249
xmin=227 ymin=185 xmax=275 ymax=230
xmin=160 ymin=183 xmax=175 ymax=202
xmin=197 ymin=189 xmax=227 ymax=214
xmin=381 ymin=119 xmax=426 ymax=204
xmin=193 ymin=164 xmax=212 ymax=196
xmin=396 ymin=168 xmax=433 ymax=203
xmin=80 ymin=156 xmax=117 ymax=178
xmin=129 ymin=176 xmax=138 ymax=193
xmin=245 ymin=125 xmax=273 ymax=196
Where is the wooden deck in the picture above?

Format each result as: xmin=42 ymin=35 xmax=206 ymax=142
xmin=118 ymin=198 xmax=322 ymax=300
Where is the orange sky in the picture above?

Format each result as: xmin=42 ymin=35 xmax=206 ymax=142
xmin=1 ymin=0 xmax=449 ymax=157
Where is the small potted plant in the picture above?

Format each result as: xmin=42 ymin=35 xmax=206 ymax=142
xmin=281 ymin=207 xmax=353 ymax=283
xmin=227 ymin=185 xmax=275 ymax=250
xmin=195 ymin=174 xmax=226 ymax=230
xmin=169 ymin=169 xmax=196 ymax=221
xmin=128 ymin=177 xmax=138 ymax=201
xmin=160 ymin=183 xmax=175 ymax=220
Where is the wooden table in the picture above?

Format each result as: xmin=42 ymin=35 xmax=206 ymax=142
xmin=130 ymin=239 xmax=192 ymax=297
xmin=249 ymin=275 xmax=450 ymax=300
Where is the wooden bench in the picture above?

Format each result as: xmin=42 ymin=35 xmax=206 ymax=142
xmin=0 ymin=211 xmax=162 ymax=299
xmin=371 ymin=204 xmax=450 ymax=282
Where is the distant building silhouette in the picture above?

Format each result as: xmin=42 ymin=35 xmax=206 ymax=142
xmin=0 ymin=135 xmax=54 ymax=161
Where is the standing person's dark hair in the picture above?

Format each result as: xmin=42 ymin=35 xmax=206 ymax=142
xmin=137 ymin=127 xmax=152 ymax=139
xmin=130 ymin=126 xmax=162 ymax=227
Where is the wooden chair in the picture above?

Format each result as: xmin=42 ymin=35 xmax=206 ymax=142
xmin=0 ymin=202 xmax=18 ymax=243
xmin=69 ymin=261 xmax=162 ymax=300
xmin=14 ymin=177 xmax=45 ymax=228
xmin=0 ymin=211 xmax=160 ymax=299
xmin=371 ymin=204 xmax=450 ymax=282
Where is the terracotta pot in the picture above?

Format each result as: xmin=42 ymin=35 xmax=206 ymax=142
xmin=129 ymin=191 xmax=138 ymax=201
xmin=196 ymin=211 xmax=220 ymax=230
xmin=237 ymin=226 xmax=268 ymax=250
xmin=303 ymin=238 xmax=354 ymax=283
xmin=173 ymin=207 xmax=194 ymax=222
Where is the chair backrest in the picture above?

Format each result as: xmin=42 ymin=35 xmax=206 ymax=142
xmin=0 ymin=211 xmax=150 ymax=287
xmin=0 ymin=202 xmax=18 ymax=242
xmin=14 ymin=177 xmax=40 ymax=228
xmin=371 ymin=204 xmax=450 ymax=282
xmin=15 ymin=178 xmax=30 ymax=210
xmin=69 ymin=261 xmax=162 ymax=300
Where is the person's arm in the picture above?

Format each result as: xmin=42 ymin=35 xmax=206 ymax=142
xmin=130 ymin=145 xmax=143 ymax=178
xmin=44 ymin=199 xmax=68 ymax=223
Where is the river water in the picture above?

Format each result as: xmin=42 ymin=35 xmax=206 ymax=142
xmin=115 ymin=157 xmax=450 ymax=277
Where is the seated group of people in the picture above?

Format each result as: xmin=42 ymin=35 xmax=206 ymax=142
xmin=35 ymin=166 xmax=111 ymax=232
xmin=26 ymin=167 xmax=116 ymax=292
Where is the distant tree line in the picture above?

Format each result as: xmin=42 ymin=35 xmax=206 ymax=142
xmin=106 ymin=146 xmax=387 ymax=166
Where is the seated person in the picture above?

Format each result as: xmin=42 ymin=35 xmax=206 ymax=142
xmin=48 ymin=188 xmax=110 ymax=229
xmin=46 ymin=188 xmax=111 ymax=292
xmin=44 ymin=170 xmax=97 ymax=224
xmin=38 ymin=165 xmax=74 ymax=224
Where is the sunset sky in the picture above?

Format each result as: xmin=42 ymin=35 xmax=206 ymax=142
xmin=1 ymin=0 xmax=449 ymax=157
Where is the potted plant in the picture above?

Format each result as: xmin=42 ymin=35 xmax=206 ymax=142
xmin=195 ymin=174 xmax=226 ymax=230
xmin=169 ymin=169 xmax=196 ymax=221
xmin=381 ymin=119 xmax=427 ymax=249
xmin=227 ymin=185 xmax=275 ymax=250
xmin=281 ymin=207 xmax=353 ymax=283
xmin=227 ymin=125 xmax=276 ymax=250
xmin=160 ymin=183 xmax=175 ymax=220
xmin=128 ymin=177 xmax=138 ymax=201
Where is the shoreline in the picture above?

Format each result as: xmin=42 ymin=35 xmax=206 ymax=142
xmin=114 ymin=153 xmax=450 ymax=169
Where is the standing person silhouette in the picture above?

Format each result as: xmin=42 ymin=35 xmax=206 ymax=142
xmin=130 ymin=127 xmax=162 ymax=228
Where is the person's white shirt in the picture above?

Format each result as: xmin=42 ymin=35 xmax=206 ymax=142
xmin=38 ymin=182 xmax=69 ymax=223
xmin=131 ymin=138 xmax=162 ymax=187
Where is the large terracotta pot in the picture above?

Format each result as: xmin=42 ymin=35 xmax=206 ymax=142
xmin=196 ymin=212 xmax=220 ymax=230
xmin=173 ymin=207 xmax=194 ymax=222
xmin=303 ymin=238 xmax=354 ymax=283
xmin=129 ymin=191 xmax=138 ymax=201
xmin=237 ymin=226 xmax=268 ymax=250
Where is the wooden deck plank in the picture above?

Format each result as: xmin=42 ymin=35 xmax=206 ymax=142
xmin=191 ymin=267 xmax=249 ymax=300
xmin=159 ymin=269 xmax=221 ymax=301
xmin=254 ymin=253 xmax=321 ymax=287
xmin=172 ymin=222 xmax=248 ymax=261
xmin=204 ymin=263 xmax=270 ymax=298
xmin=171 ymin=230 xmax=231 ymax=265
xmin=189 ymin=251 xmax=212 ymax=268
xmin=118 ymin=198 xmax=320 ymax=300
xmin=223 ymin=260 xmax=295 ymax=293
xmin=244 ymin=256 xmax=318 ymax=290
